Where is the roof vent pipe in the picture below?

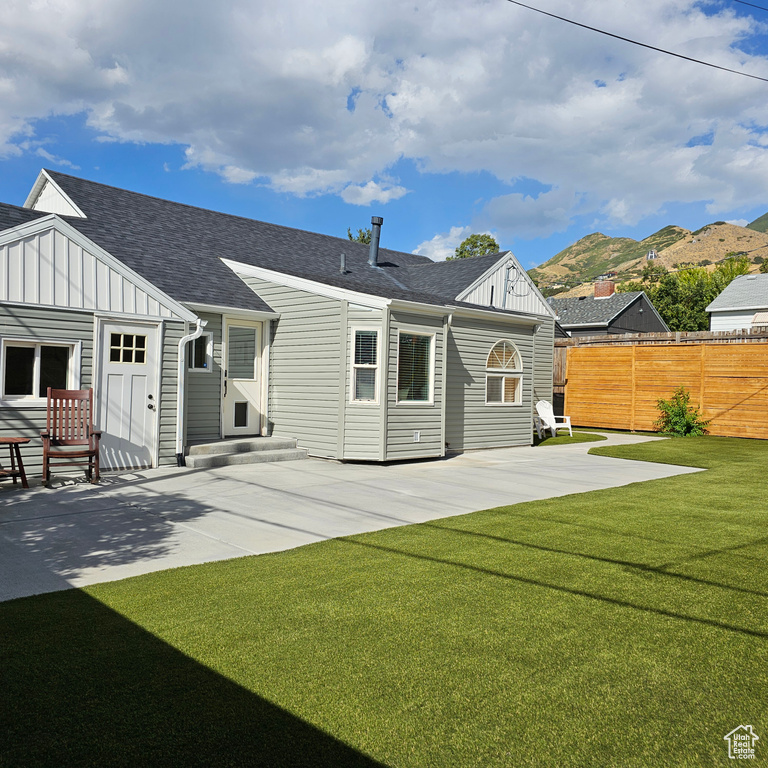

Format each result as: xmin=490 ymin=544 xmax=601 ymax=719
xmin=368 ymin=216 xmax=383 ymax=267
xmin=340 ymin=252 xmax=347 ymax=274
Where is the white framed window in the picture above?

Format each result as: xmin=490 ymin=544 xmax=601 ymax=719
xmin=397 ymin=331 xmax=434 ymax=404
xmin=187 ymin=333 xmax=213 ymax=372
xmin=351 ymin=329 xmax=379 ymax=403
xmin=1 ymin=338 xmax=81 ymax=405
xmin=485 ymin=340 xmax=522 ymax=405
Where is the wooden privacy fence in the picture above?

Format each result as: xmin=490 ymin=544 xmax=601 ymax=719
xmin=561 ymin=335 xmax=768 ymax=439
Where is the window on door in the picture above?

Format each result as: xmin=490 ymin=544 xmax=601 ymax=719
xmin=1 ymin=341 xmax=77 ymax=401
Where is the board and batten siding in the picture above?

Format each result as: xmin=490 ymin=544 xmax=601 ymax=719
xmin=386 ymin=311 xmax=445 ymax=460
xmin=238 ymin=275 xmax=342 ymax=458
xmin=0 ymin=227 xmax=180 ymax=319
xmin=185 ymin=312 xmax=223 ymax=442
xmin=0 ymin=304 xmax=94 ymax=474
xmin=457 ymin=258 xmax=553 ymax=317
xmin=445 ymin=316 xmax=540 ymax=451
xmin=343 ymin=306 xmax=384 ymax=460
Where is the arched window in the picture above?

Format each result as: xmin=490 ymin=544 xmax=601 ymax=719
xmin=486 ymin=340 xmax=522 ymax=405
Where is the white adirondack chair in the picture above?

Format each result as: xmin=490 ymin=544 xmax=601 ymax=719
xmin=535 ymin=400 xmax=572 ymax=438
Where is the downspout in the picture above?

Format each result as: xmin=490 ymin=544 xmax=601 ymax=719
xmin=176 ymin=318 xmax=208 ymax=466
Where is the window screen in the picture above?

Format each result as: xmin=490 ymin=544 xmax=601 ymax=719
xmin=397 ymin=333 xmax=431 ymax=402
xmin=352 ymin=330 xmax=378 ymax=401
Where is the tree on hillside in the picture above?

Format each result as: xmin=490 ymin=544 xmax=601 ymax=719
xmin=449 ymin=233 xmax=499 ymax=261
xmin=347 ymin=227 xmax=372 ymax=244
xmin=618 ymin=257 xmax=750 ymax=331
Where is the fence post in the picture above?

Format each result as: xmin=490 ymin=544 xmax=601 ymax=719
xmin=699 ymin=344 xmax=706 ymax=414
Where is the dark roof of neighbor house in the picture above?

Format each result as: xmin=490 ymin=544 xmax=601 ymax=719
xmin=706 ymin=273 xmax=768 ymax=312
xmin=13 ymin=170 xmax=537 ymax=319
xmin=547 ymin=292 xmax=643 ymax=327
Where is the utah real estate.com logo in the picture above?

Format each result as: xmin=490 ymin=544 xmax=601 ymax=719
xmin=724 ymin=725 xmax=759 ymax=760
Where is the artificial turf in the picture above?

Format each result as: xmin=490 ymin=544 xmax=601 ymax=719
xmin=2 ymin=436 xmax=766 ymax=767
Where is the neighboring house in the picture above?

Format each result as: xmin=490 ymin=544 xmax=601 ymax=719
xmin=0 ymin=169 xmax=556 ymax=473
xmin=706 ymin=273 xmax=768 ymax=331
xmin=547 ymin=281 xmax=669 ymax=337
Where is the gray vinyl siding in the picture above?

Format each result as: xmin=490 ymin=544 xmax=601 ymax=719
xmin=185 ymin=312 xmax=223 ymax=442
xmin=532 ymin=318 xmax=555 ymax=406
xmin=0 ymin=304 xmax=94 ymax=475
xmin=158 ymin=320 xmax=184 ymax=465
xmin=344 ymin=307 xmax=384 ymax=460
xmin=386 ymin=311 xmax=444 ymax=460
xmin=445 ymin=316 xmax=536 ymax=452
xmin=238 ymin=276 xmax=342 ymax=458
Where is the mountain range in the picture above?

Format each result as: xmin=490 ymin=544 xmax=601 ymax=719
xmin=529 ymin=214 xmax=768 ymax=298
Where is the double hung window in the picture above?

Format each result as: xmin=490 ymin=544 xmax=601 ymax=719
xmin=352 ymin=329 xmax=379 ymax=402
xmin=485 ymin=340 xmax=522 ymax=405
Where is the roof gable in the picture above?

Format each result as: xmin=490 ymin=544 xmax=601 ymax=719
xmin=548 ymin=292 xmax=643 ymax=326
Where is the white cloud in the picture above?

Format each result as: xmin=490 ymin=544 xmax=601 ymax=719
xmin=726 ymin=218 xmax=749 ymax=227
xmin=412 ymin=225 xmax=472 ymax=261
xmin=1 ymin=0 xmax=768 ymax=230
xmin=340 ymin=180 xmax=408 ymax=205
xmin=35 ymin=148 xmax=80 ymax=169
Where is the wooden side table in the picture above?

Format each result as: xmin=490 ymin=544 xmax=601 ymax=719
xmin=0 ymin=437 xmax=31 ymax=489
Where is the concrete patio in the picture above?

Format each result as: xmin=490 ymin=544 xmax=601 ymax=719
xmin=0 ymin=433 xmax=702 ymax=602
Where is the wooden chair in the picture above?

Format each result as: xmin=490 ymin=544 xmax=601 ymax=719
xmin=41 ymin=388 xmax=102 ymax=485
xmin=535 ymin=400 xmax=572 ymax=438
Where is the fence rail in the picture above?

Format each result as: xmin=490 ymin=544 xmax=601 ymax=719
xmin=561 ymin=333 xmax=768 ymax=439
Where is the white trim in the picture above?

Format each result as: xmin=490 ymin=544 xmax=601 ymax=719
xmin=455 ymin=251 xmax=557 ymax=318
xmin=0 ymin=215 xmax=197 ymax=322
xmin=395 ymin=329 xmax=435 ymax=406
xmin=0 ymin=336 xmax=82 ymax=407
xmin=221 ymin=318 xmax=264 ymax=438
xmin=709 ymin=304 xmax=768 ymax=314
xmin=24 ymin=170 xmax=87 ymax=218
xmin=185 ymin=302 xmax=279 ymax=320
xmin=222 ymin=259 xmax=390 ymax=309
xmin=349 ymin=327 xmax=381 ymax=405
xmin=485 ymin=374 xmax=523 ymax=406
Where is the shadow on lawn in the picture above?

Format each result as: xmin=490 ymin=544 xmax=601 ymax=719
xmin=0 ymin=589 xmax=384 ymax=768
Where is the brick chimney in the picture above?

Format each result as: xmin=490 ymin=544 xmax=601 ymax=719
xmin=594 ymin=280 xmax=616 ymax=298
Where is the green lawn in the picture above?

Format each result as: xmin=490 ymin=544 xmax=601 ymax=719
xmin=2 ymin=437 xmax=767 ymax=767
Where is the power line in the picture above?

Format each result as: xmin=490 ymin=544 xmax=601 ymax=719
xmin=505 ymin=0 xmax=768 ymax=83
xmin=731 ymin=0 xmax=768 ymax=13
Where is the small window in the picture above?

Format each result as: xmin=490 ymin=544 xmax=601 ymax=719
xmin=2 ymin=341 xmax=74 ymax=400
xmin=109 ymin=333 xmax=147 ymax=364
xmin=351 ymin=330 xmax=378 ymax=402
xmin=397 ymin=332 xmax=433 ymax=403
xmin=187 ymin=333 xmax=213 ymax=372
xmin=485 ymin=340 xmax=522 ymax=405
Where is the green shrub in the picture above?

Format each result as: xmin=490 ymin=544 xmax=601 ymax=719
xmin=654 ymin=386 xmax=709 ymax=437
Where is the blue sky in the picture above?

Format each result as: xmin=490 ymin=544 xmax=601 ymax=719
xmin=2 ymin=0 xmax=768 ymax=272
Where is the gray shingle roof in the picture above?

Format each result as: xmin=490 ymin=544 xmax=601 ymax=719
xmin=2 ymin=171 xmax=548 ymax=319
xmin=547 ymin=292 xmax=642 ymax=326
xmin=706 ymin=274 xmax=768 ymax=312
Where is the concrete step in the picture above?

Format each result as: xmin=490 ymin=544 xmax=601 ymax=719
xmin=188 ymin=437 xmax=298 ymax=456
xmin=185 ymin=447 xmax=308 ymax=469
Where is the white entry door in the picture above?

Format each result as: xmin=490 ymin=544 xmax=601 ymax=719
xmin=223 ymin=320 xmax=262 ymax=437
xmin=98 ymin=321 xmax=159 ymax=470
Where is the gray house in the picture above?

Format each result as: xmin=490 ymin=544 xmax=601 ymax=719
xmin=548 ymin=281 xmax=668 ymax=337
xmin=0 ymin=170 xmax=556 ymax=473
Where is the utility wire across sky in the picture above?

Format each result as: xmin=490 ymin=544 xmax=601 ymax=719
xmin=505 ymin=0 xmax=768 ymax=83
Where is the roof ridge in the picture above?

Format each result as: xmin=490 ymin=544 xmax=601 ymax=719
xmin=44 ymin=169 xmax=430 ymax=263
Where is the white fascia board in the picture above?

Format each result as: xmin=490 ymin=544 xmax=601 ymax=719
xmin=454 ymin=251 xmax=557 ymax=319
xmin=0 ymin=214 xmax=198 ymax=323
xmin=560 ymin=321 xmax=610 ymax=328
xmin=23 ymin=169 xmax=87 ymax=218
xmin=186 ymin=302 xmax=280 ymax=320
xmin=222 ymin=258 xmax=390 ymax=309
